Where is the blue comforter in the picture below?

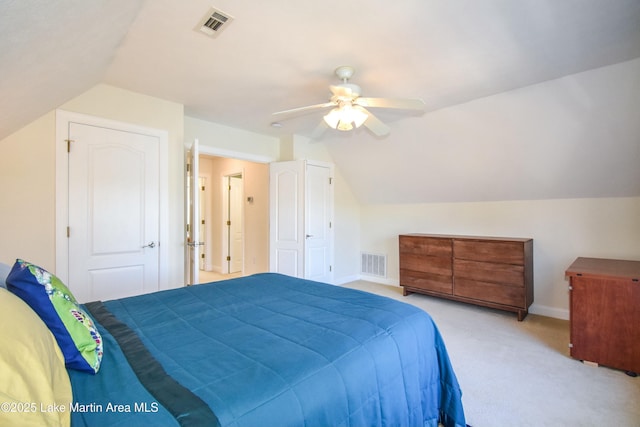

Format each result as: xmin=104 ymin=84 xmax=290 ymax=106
xmin=69 ymin=273 xmax=466 ymax=427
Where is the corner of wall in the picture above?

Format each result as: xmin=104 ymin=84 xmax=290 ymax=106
xmin=278 ymin=134 xmax=294 ymax=161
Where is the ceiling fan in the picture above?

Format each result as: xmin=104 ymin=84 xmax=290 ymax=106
xmin=272 ymin=66 xmax=425 ymax=138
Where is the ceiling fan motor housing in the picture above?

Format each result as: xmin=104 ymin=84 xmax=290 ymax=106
xmin=334 ymin=83 xmax=362 ymax=99
xmin=335 ymin=65 xmax=355 ymax=81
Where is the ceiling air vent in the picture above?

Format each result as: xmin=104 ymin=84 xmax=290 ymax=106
xmin=196 ymin=8 xmax=234 ymax=38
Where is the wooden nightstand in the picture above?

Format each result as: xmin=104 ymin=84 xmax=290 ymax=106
xmin=565 ymin=257 xmax=640 ymax=375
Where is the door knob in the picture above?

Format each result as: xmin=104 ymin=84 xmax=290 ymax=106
xmin=142 ymin=242 xmax=156 ymax=249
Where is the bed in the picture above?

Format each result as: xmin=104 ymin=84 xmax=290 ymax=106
xmin=2 ymin=261 xmax=466 ymax=427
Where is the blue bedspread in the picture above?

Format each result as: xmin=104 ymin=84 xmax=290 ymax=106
xmin=69 ymin=273 xmax=466 ymax=427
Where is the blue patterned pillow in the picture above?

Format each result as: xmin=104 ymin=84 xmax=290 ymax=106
xmin=6 ymin=259 xmax=103 ymax=374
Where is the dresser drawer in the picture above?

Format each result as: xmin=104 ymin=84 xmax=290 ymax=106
xmin=400 ymin=235 xmax=452 ymax=257
xmin=454 ymin=240 xmax=525 ymax=265
xmin=455 ymin=278 xmax=524 ymax=307
xmin=400 ymin=253 xmax=452 ymax=275
xmin=400 ymin=269 xmax=453 ymax=294
xmin=454 ymin=259 xmax=524 ymax=286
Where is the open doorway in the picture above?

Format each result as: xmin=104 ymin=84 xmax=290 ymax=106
xmin=196 ymin=155 xmax=269 ymax=283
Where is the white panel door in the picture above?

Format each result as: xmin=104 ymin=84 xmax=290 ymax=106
xmin=305 ymin=163 xmax=333 ymax=283
xmin=269 ymin=160 xmax=333 ymax=282
xmin=269 ymin=160 xmax=304 ymax=277
xmin=68 ymin=122 xmax=160 ymax=302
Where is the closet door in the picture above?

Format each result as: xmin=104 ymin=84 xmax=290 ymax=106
xmin=269 ymin=160 xmax=305 ymax=277
xmin=304 ymin=162 xmax=333 ymax=283
xmin=269 ymin=160 xmax=334 ymax=283
xmin=67 ymin=122 xmax=160 ymax=302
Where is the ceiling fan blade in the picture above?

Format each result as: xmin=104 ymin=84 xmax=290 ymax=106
xmin=272 ymin=102 xmax=336 ymax=120
xmin=355 ymin=97 xmax=425 ymax=111
xmin=358 ymin=107 xmax=390 ymax=136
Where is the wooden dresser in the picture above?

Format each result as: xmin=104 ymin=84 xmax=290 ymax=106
xmin=565 ymin=257 xmax=640 ymax=374
xmin=399 ymin=234 xmax=533 ymax=321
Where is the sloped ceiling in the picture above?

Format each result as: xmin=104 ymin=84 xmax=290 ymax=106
xmin=0 ymin=0 xmax=145 ymax=136
xmin=1 ymin=0 xmax=639 ymax=203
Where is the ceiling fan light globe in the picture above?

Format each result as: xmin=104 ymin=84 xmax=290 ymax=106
xmin=323 ymin=108 xmax=341 ymax=128
xmin=324 ymin=103 xmax=369 ymax=131
xmin=351 ymin=108 xmax=368 ymax=128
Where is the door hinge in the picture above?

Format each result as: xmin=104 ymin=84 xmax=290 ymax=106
xmin=227 ymin=220 xmax=231 ymax=226
xmin=66 ymin=226 xmax=70 ymax=237
xmin=329 ymin=265 xmax=332 ymax=272
xmin=329 ymin=221 xmax=332 ymax=228
xmin=201 ymin=219 xmax=205 ymax=225
xmin=65 ymin=139 xmax=74 ymax=153
xmin=186 ymin=163 xmax=191 ymax=172
xmin=186 ymin=224 xmax=190 ymax=232
xmin=329 ymin=177 xmax=333 ymax=184
xmin=226 ymin=256 xmax=231 ymax=261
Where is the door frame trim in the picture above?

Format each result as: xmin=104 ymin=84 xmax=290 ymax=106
xmin=54 ymin=109 xmax=169 ymax=289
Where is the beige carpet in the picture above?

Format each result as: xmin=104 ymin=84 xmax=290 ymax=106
xmin=343 ymin=280 xmax=640 ymax=427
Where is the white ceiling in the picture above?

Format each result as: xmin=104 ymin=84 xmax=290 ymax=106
xmin=1 ymin=0 xmax=639 ymax=203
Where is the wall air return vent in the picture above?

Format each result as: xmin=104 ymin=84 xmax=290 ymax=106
xmin=196 ymin=8 xmax=234 ymax=38
xmin=361 ymin=252 xmax=387 ymax=278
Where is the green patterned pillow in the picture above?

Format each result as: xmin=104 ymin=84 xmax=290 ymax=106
xmin=6 ymin=259 xmax=103 ymax=374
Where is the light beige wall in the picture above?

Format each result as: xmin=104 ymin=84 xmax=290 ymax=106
xmin=0 ymin=112 xmax=57 ymax=270
xmin=332 ymin=170 xmax=362 ymax=282
xmin=360 ymin=196 xmax=640 ymax=319
xmin=233 ymin=159 xmax=270 ymax=275
xmin=290 ymin=135 xmax=362 ymax=282
xmin=0 ymin=84 xmax=185 ymax=287
xmin=185 ymin=116 xmax=279 ymax=161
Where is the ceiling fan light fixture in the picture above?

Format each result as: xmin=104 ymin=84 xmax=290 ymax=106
xmin=336 ymin=120 xmax=354 ymax=131
xmin=273 ymin=66 xmax=424 ymax=138
xmin=323 ymin=105 xmax=368 ymax=131
xmin=323 ymin=108 xmax=341 ymax=129
xmin=350 ymin=107 xmax=369 ymax=128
